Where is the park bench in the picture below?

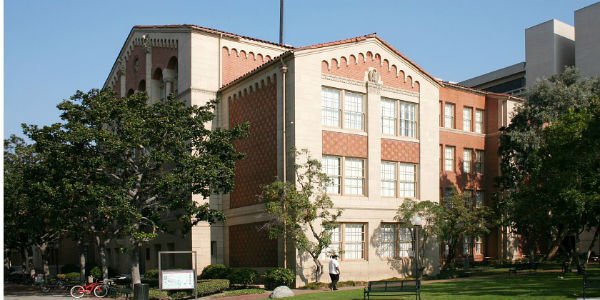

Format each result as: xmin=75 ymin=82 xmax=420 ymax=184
xmin=364 ymin=280 xmax=420 ymax=300
xmin=583 ymin=275 xmax=600 ymax=299
xmin=508 ymin=262 xmax=539 ymax=275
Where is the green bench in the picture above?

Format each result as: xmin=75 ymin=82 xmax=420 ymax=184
xmin=364 ymin=280 xmax=421 ymax=300
xmin=583 ymin=275 xmax=600 ymax=299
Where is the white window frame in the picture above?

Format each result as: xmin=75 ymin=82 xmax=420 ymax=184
xmin=379 ymin=224 xmax=413 ymax=258
xmin=399 ymin=163 xmax=417 ymax=198
xmin=399 ymin=101 xmax=418 ymax=138
xmin=444 ymin=146 xmax=455 ymax=172
xmin=323 ymin=156 xmax=366 ymax=196
xmin=344 ymin=158 xmax=365 ymax=196
xmin=463 ymin=148 xmax=472 ymax=173
xmin=321 ymin=87 xmax=341 ymax=127
xmin=321 ymin=87 xmax=365 ymax=131
xmin=475 ymin=150 xmax=484 ymax=174
xmin=475 ymin=236 xmax=483 ymax=255
xmin=380 ymin=161 xmax=397 ymax=197
xmin=475 ymin=109 xmax=484 ymax=133
xmin=444 ymin=103 xmax=455 ymax=129
xmin=328 ymin=223 xmax=367 ymax=261
xmin=463 ymin=107 xmax=473 ymax=132
xmin=344 ymin=92 xmax=364 ymax=130
xmin=381 ymin=99 xmax=397 ymax=135
xmin=322 ymin=156 xmax=341 ymax=194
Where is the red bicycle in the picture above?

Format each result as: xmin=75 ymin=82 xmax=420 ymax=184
xmin=69 ymin=279 xmax=109 ymax=298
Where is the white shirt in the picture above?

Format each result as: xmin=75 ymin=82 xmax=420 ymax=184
xmin=329 ymin=258 xmax=340 ymax=274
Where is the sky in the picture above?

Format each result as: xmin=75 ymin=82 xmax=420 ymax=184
xmin=4 ymin=0 xmax=599 ymax=138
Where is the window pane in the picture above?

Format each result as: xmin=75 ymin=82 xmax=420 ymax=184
xmin=344 ymin=224 xmax=365 ymax=259
xmin=326 ymin=225 xmax=341 ymax=257
xmin=322 ymin=88 xmax=340 ymax=127
xmin=399 ymin=227 xmax=413 ymax=257
xmin=444 ymin=146 xmax=455 ymax=172
xmin=475 ymin=110 xmax=484 ymax=133
xmin=475 ymin=191 xmax=484 ymax=208
xmin=399 ymin=163 xmax=416 ymax=198
xmin=400 ymin=102 xmax=417 ymax=138
xmin=345 ymin=159 xmax=364 ymax=195
xmin=380 ymin=224 xmax=396 ymax=258
xmin=381 ymin=99 xmax=396 ymax=135
xmin=344 ymin=92 xmax=363 ymax=130
xmin=463 ymin=107 xmax=472 ymax=131
xmin=444 ymin=103 xmax=455 ymax=129
xmin=322 ymin=156 xmax=341 ymax=194
xmin=381 ymin=162 xmax=396 ymax=197
xmin=463 ymin=149 xmax=472 ymax=173
xmin=476 ymin=150 xmax=484 ymax=173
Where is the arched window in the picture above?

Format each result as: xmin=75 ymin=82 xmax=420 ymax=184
xmin=138 ymin=80 xmax=146 ymax=92
xmin=165 ymin=56 xmax=178 ymax=96
xmin=152 ymin=68 xmax=165 ymax=101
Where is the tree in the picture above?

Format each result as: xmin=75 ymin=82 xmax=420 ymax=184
xmin=23 ymin=89 xmax=247 ymax=284
xmin=497 ymin=68 xmax=600 ymax=271
xmin=259 ymin=150 xmax=342 ymax=283
xmin=397 ymin=193 xmax=492 ymax=270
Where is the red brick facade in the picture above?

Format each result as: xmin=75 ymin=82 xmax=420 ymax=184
xmin=321 ymin=52 xmax=420 ymax=93
xmin=228 ymin=76 xmax=278 ymax=209
xmin=222 ymin=47 xmax=273 ymax=86
xmin=229 ymin=222 xmax=278 ymax=267
xmin=381 ymin=139 xmax=420 ymax=163
xmin=322 ymin=131 xmax=368 ymax=158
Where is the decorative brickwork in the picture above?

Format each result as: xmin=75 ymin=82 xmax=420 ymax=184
xmin=321 ymin=52 xmax=420 ymax=92
xmin=322 ymin=131 xmax=368 ymax=158
xmin=151 ymin=47 xmax=178 ymax=71
xmin=126 ymin=46 xmax=146 ymax=92
xmin=222 ymin=47 xmax=272 ymax=86
xmin=228 ymin=77 xmax=277 ymax=209
xmin=229 ymin=222 xmax=278 ymax=267
xmin=381 ymin=139 xmax=419 ymax=163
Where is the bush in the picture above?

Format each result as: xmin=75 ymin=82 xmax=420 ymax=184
xmin=149 ymin=288 xmax=170 ymax=300
xmin=90 ymin=266 xmax=102 ymax=279
xmin=264 ymin=268 xmax=294 ymax=290
xmin=62 ymin=272 xmax=81 ymax=281
xmin=199 ymin=264 xmax=231 ymax=279
xmin=228 ymin=268 xmax=258 ymax=286
xmin=61 ymin=264 xmax=79 ymax=274
xmin=145 ymin=269 xmax=159 ymax=280
xmin=196 ymin=279 xmax=230 ymax=296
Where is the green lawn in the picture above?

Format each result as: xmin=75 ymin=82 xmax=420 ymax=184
xmin=289 ymin=272 xmax=598 ymax=299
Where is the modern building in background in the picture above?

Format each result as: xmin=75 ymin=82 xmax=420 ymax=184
xmin=98 ymin=24 xmax=523 ymax=286
xmin=460 ymin=2 xmax=600 ymax=95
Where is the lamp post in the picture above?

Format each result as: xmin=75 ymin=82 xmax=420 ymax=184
xmin=411 ymin=215 xmax=424 ymax=281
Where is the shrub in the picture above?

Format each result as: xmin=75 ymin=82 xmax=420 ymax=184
xmin=62 ymin=272 xmax=81 ymax=281
xmin=228 ymin=268 xmax=258 ymax=286
xmin=145 ymin=269 xmax=159 ymax=280
xmin=196 ymin=279 xmax=230 ymax=296
xmin=90 ymin=266 xmax=102 ymax=279
xmin=199 ymin=264 xmax=231 ymax=279
xmin=264 ymin=268 xmax=294 ymax=290
xmin=149 ymin=288 xmax=170 ymax=300
xmin=60 ymin=264 xmax=79 ymax=274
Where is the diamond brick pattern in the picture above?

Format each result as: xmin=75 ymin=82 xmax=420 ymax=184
xmin=229 ymin=79 xmax=277 ymax=209
xmin=381 ymin=139 xmax=419 ymax=163
xmin=229 ymin=222 xmax=278 ymax=267
xmin=322 ymin=131 xmax=368 ymax=158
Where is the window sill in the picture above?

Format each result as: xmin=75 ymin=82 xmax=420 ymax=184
xmin=381 ymin=135 xmax=419 ymax=143
xmin=322 ymin=128 xmax=367 ymax=136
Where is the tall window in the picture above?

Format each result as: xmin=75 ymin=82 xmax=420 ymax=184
xmin=475 ymin=236 xmax=483 ymax=254
xmin=321 ymin=87 xmax=365 ymax=130
xmin=381 ymin=99 xmax=396 ymax=135
xmin=321 ymin=88 xmax=340 ymax=127
xmin=400 ymin=102 xmax=417 ymax=138
xmin=443 ymin=187 xmax=455 ymax=208
xmin=328 ymin=223 xmax=366 ymax=260
xmin=344 ymin=92 xmax=364 ymax=130
xmin=463 ymin=107 xmax=472 ymax=131
xmin=381 ymin=99 xmax=418 ymax=138
xmin=475 ymin=191 xmax=484 ymax=208
xmin=381 ymin=162 xmax=396 ymax=197
xmin=345 ymin=158 xmax=364 ymax=195
xmin=463 ymin=149 xmax=472 ymax=173
xmin=475 ymin=150 xmax=484 ymax=173
xmin=399 ymin=163 xmax=417 ymax=198
xmin=444 ymin=103 xmax=455 ymax=129
xmin=475 ymin=109 xmax=484 ymax=133
xmin=464 ymin=190 xmax=473 ymax=207
xmin=463 ymin=236 xmax=471 ymax=255
xmin=322 ymin=156 xmax=341 ymax=194
xmin=444 ymin=146 xmax=455 ymax=172
xmin=379 ymin=224 xmax=413 ymax=258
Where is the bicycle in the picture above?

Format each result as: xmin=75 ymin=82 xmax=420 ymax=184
xmin=69 ymin=278 xmax=109 ymax=298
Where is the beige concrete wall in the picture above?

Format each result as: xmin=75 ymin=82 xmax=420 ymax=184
xmin=575 ymin=2 xmax=600 ymax=78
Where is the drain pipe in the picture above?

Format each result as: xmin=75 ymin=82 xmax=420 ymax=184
xmin=280 ymin=55 xmax=288 ymax=270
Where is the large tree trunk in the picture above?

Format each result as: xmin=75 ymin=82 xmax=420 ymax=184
xmin=585 ymin=226 xmax=600 ymax=264
xmin=79 ymin=242 xmax=87 ymax=282
xmin=311 ymin=256 xmax=323 ymax=283
xmin=96 ymin=236 xmax=110 ymax=281
xmin=546 ymin=229 xmax=568 ymax=261
xmin=130 ymin=246 xmax=141 ymax=285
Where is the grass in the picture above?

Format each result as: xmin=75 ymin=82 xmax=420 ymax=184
xmin=289 ymin=270 xmax=600 ymax=299
xmin=214 ymin=288 xmax=266 ymax=297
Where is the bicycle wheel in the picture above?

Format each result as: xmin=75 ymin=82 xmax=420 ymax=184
xmin=40 ymin=284 xmax=50 ymax=293
xmin=70 ymin=285 xmax=85 ymax=298
xmin=93 ymin=284 xmax=109 ymax=298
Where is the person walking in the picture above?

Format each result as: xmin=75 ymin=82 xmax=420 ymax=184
xmin=328 ymin=255 xmax=340 ymax=291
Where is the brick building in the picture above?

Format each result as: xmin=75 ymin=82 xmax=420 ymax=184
xmin=103 ymin=25 xmax=521 ymax=285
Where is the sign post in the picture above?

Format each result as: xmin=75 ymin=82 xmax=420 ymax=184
xmin=158 ymin=251 xmax=198 ymax=300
